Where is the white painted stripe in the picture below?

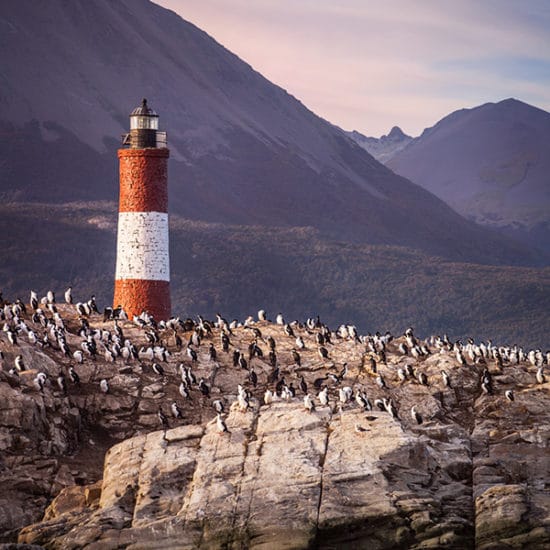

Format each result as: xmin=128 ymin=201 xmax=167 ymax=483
xmin=115 ymin=211 xmax=170 ymax=281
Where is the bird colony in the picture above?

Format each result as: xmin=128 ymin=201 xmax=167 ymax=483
xmin=0 ymin=288 xmax=549 ymax=548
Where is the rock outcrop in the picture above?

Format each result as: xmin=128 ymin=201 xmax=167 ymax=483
xmin=0 ymin=302 xmax=548 ymax=548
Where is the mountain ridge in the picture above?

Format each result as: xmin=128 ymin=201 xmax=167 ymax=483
xmin=0 ymin=0 xmax=540 ymax=265
xmin=388 ymin=98 xmax=550 ymax=253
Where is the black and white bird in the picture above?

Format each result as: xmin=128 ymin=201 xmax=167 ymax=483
xmin=318 ymin=346 xmax=329 ymax=360
xmin=216 ymin=413 xmax=229 ymax=434
xmin=15 ymin=355 xmax=25 ymax=371
xmin=355 ymin=390 xmax=371 ymax=411
xmin=411 ymin=406 xmax=423 ymax=425
xmin=536 ymin=367 xmax=545 ymax=385
xmin=339 ymin=386 xmax=353 ymax=404
xmin=376 ymin=374 xmax=387 ymax=389
xmin=304 ymin=394 xmax=315 ymax=413
xmin=158 ymin=407 xmax=169 ymax=428
xmin=152 ymin=363 xmax=165 ymax=376
xmin=384 ymin=398 xmax=399 ymax=419
xmin=69 ymin=366 xmax=80 ymax=385
xmin=179 ymin=382 xmax=190 ymax=399
xmin=417 ymin=371 xmax=428 ymax=386
xmin=505 ymin=390 xmax=514 ymax=402
xmin=57 ymin=373 xmax=67 ymax=394
xmin=186 ymin=346 xmax=198 ymax=363
xmin=298 ymin=374 xmax=308 ymax=395
xmin=208 ymin=343 xmax=217 ymax=361
xmin=441 ymin=370 xmax=451 ymax=388
xmin=34 ymin=372 xmax=47 ymax=392
xmin=64 ymin=287 xmax=73 ymax=304
xmin=318 ymin=386 xmax=329 ymax=406
xmin=284 ymin=323 xmax=295 ymax=337
xmin=171 ymin=401 xmax=183 ymax=419
xmin=198 ymin=378 xmax=210 ymax=398
xmin=212 ymin=399 xmax=225 ymax=414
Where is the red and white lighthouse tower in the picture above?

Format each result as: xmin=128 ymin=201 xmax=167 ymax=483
xmin=113 ymin=99 xmax=171 ymax=320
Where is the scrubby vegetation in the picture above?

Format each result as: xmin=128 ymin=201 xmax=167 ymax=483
xmin=0 ymin=202 xmax=548 ymax=348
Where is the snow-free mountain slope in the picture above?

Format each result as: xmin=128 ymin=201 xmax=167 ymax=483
xmin=388 ymin=99 xmax=550 ymax=243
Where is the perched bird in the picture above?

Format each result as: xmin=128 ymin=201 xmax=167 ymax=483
xmin=384 ymin=398 xmax=399 ymax=419
xmin=152 ymin=363 xmax=165 ymax=376
xmin=64 ymin=287 xmax=73 ymax=304
xmin=298 ymin=374 xmax=308 ymax=395
xmin=368 ymin=357 xmax=377 ymax=373
xmin=158 ymin=407 xmax=169 ymax=428
xmin=34 ymin=372 xmax=47 ymax=392
xmin=56 ymin=373 xmax=67 ymax=394
xmin=376 ymin=374 xmax=387 ymax=389
xmin=318 ymin=386 xmax=329 ymax=406
xmin=208 ymin=343 xmax=217 ymax=361
xmin=212 ymin=399 xmax=225 ymax=413
xmin=295 ymin=336 xmax=305 ymax=350
xmin=304 ymin=394 xmax=315 ymax=413
xmin=338 ymin=386 xmax=353 ymax=404
xmin=186 ymin=346 xmax=198 ymax=363
xmin=264 ymin=389 xmax=275 ymax=405
xmin=216 ymin=413 xmax=229 ymax=434
xmin=536 ymin=367 xmax=545 ymax=385
xmin=355 ymin=391 xmax=371 ymax=411
xmin=15 ymin=355 xmax=25 ymax=371
xmin=179 ymin=382 xmax=190 ymax=399
xmin=171 ymin=401 xmax=183 ymax=419
xmin=292 ymin=349 xmax=301 ymax=366
xmin=411 ymin=406 xmax=423 ymax=425
xmin=69 ymin=366 xmax=80 ymax=385
xmin=441 ymin=370 xmax=451 ymax=388
xmin=417 ymin=371 xmax=428 ymax=386
xmin=198 ymin=378 xmax=210 ymax=398
xmin=318 ymin=346 xmax=329 ymax=360
xmin=505 ymin=390 xmax=514 ymax=402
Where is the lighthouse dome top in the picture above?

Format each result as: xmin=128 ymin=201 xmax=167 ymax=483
xmin=131 ymin=98 xmax=158 ymax=117
xmin=130 ymin=99 xmax=159 ymax=130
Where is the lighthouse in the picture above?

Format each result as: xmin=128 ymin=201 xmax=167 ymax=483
xmin=113 ymin=99 xmax=171 ymax=320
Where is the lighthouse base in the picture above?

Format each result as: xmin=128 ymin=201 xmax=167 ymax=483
xmin=114 ymin=279 xmax=171 ymax=321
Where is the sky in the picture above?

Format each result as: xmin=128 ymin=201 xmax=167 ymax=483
xmin=156 ymin=0 xmax=550 ymax=137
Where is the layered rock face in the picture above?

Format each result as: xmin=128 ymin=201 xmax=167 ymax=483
xmin=0 ymin=302 xmax=548 ymax=549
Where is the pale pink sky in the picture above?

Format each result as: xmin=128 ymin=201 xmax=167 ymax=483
xmin=156 ymin=0 xmax=550 ymax=137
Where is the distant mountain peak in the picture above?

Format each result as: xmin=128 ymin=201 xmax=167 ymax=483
xmin=347 ymin=125 xmax=412 ymax=163
xmin=386 ymin=126 xmax=408 ymax=140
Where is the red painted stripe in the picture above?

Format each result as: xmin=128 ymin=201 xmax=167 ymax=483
xmin=113 ymin=279 xmax=171 ymax=320
xmin=118 ymin=149 xmax=169 ymax=213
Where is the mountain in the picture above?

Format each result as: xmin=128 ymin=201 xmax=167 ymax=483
xmin=0 ymin=0 xmax=538 ymax=265
xmin=388 ymin=99 xmax=550 ymax=253
xmin=347 ymin=126 xmax=413 ymax=163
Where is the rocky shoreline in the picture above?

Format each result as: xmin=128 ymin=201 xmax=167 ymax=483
xmin=0 ymin=302 xmax=548 ymax=548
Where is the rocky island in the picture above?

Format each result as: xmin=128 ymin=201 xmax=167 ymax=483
xmin=0 ymin=295 xmax=548 ymax=549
